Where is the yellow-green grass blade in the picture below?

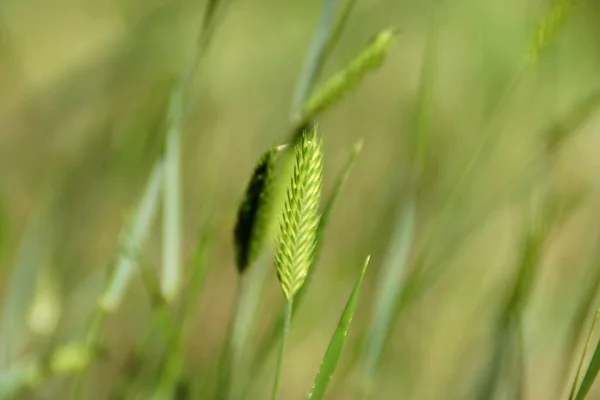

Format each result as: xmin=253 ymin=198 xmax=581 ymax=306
xmin=573 ymin=333 xmax=600 ymax=400
xmin=308 ymin=255 xmax=370 ymax=400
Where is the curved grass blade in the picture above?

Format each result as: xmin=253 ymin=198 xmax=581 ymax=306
xmin=300 ymin=29 xmax=397 ymax=125
xmin=308 ymin=255 xmax=370 ymax=400
xmin=570 ymin=304 xmax=600 ymax=400
xmin=569 ymin=306 xmax=600 ymax=400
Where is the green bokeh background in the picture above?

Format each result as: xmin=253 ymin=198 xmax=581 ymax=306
xmin=1 ymin=0 xmax=600 ymax=398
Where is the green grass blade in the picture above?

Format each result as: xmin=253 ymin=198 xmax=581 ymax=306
xmin=360 ymin=199 xmax=415 ymax=394
xmin=149 ymin=226 xmax=214 ymax=399
xmin=574 ymin=334 xmax=600 ymax=400
xmin=99 ymin=161 xmax=164 ymax=312
xmin=291 ymin=0 xmax=339 ymax=117
xmin=570 ymin=305 xmax=600 ymax=400
xmin=161 ymin=109 xmax=183 ymax=303
xmin=0 ymin=206 xmax=55 ymax=368
xmin=300 ymin=29 xmax=397 ymax=124
xmin=308 ymin=255 xmax=370 ymax=400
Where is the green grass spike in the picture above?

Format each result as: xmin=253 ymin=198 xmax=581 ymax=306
xmin=234 ymin=145 xmax=285 ymax=273
xmin=301 ymin=28 xmax=397 ymax=122
xmin=274 ymin=129 xmax=323 ymax=302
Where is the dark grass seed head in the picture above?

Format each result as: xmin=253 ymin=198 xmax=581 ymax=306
xmin=234 ymin=145 xmax=285 ymax=273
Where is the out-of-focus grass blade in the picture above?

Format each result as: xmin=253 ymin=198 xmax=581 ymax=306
xmin=290 ymin=0 xmax=339 ymax=117
xmin=246 ymin=140 xmax=363 ymax=383
xmin=0 ymin=208 xmax=54 ymax=368
xmin=308 ymin=255 xmax=370 ymax=400
xmin=98 ymin=161 xmax=164 ymax=312
xmin=360 ymin=199 xmax=415 ymax=394
xmin=161 ymin=99 xmax=183 ymax=303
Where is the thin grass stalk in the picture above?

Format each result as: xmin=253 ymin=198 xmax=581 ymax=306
xmin=558 ymin=247 xmax=600 ymax=397
xmin=68 ymin=1 xmax=228 ymax=396
xmin=569 ymin=305 xmax=600 ymax=400
xmin=308 ymin=255 xmax=371 ymax=400
xmin=357 ymin=6 xmax=435 ymax=393
xmin=360 ymin=199 xmax=415 ymax=396
xmin=272 ymin=300 xmax=293 ymax=400
xmin=291 ymin=0 xmax=339 ymax=119
xmin=160 ymin=0 xmax=231 ymax=304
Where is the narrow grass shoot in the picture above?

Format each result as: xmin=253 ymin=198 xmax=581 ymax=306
xmin=360 ymin=200 xmax=415 ymax=396
xmin=569 ymin=304 xmax=600 ymax=400
xmin=299 ymin=29 xmax=397 ymax=126
xmin=359 ymin=13 xmax=434 ymax=392
xmin=308 ymin=255 xmax=370 ymax=400
xmin=99 ymin=161 xmax=164 ymax=313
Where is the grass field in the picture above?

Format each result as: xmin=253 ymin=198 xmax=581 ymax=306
xmin=1 ymin=0 xmax=600 ymax=399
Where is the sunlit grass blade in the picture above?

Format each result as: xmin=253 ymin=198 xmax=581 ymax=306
xmin=299 ymin=29 xmax=397 ymax=126
xmin=360 ymin=199 xmax=415 ymax=395
xmin=573 ymin=331 xmax=600 ymax=400
xmin=246 ymin=140 xmax=363 ymax=388
xmin=308 ymin=255 xmax=370 ymax=400
xmin=570 ymin=303 xmax=600 ymax=400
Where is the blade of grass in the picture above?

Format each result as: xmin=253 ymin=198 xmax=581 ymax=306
xmin=570 ymin=304 xmax=600 ymax=400
xmin=357 ymin=6 xmax=435 ymax=390
xmin=69 ymin=1 xmax=229 ymax=396
xmin=308 ymin=255 xmax=370 ymax=400
xmin=271 ymin=299 xmax=293 ymax=400
xmin=360 ymin=199 xmax=415 ymax=396
xmin=573 ymin=330 xmax=600 ymax=400
xmin=0 ymin=203 xmax=55 ymax=368
xmin=160 ymin=0 xmax=233 ymax=304
xmin=291 ymin=0 xmax=339 ymax=118
xmin=99 ymin=161 xmax=164 ymax=312
xmin=161 ymin=105 xmax=183 ymax=303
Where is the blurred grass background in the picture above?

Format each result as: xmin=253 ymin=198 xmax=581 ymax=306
xmin=1 ymin=0 xmax=600 ymax=398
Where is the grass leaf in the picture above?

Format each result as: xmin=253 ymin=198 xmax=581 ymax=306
xmin=301 ymin=29 xmax=397 ymax=124
xmin=573 ymin=331 xmax=600 ymax=400
xmin=360 ymin=199 xmax=415 ymax=394
xmin=308 ymin=255 xmax=370 ymax=400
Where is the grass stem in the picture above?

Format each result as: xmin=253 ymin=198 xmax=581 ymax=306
xmin=272 ymin=299 xmax=293 ymax=400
